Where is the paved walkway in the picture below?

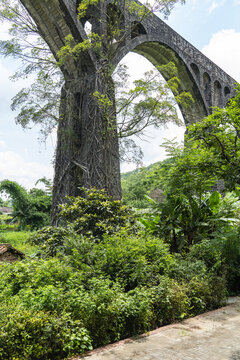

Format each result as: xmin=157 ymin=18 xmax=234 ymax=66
xmin=74 ymin=298 xmax=240 ymax=360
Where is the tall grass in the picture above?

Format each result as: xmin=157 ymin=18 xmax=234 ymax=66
xmin=0 ymin=231 xmax=38 ymax=255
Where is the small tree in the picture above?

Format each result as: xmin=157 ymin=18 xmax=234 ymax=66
xmin=0 ymin=179 xmax=52 ymax=229
xmin=186 ymin=84 xmax=240 ymax=190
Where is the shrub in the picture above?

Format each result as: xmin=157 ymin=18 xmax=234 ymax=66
xmin=29 ymin=226 xmax=74 ymax=257
xmin=64 ymin=277 xmax=153 ymax=347
xmin=95 ymin=229 xmax=173 ymax=290
xmin=188 ymin=232 xmax=240 ymax=295
xmin=167 ymin=255 xmax=227 ymax=314
xmin=0 ymin=303 xmax=92 ymax=360
xmin=0 ymin=258 xmax=78 ymax=298
xmin=59 ymin=187 xmax=136 ymax=240
xmin=149 ymin=277 xmax=190 ymax=326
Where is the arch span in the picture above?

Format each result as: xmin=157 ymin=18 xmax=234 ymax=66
xmin=20 ymin=0 xmax=237 ymax=124
xmin=113 ymin=38 xmax=209 ymax=125
xmin=111 ymin=9 xmax=236 ymax=125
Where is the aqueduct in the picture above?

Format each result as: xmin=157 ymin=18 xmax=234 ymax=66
xmin=19 ymin=0 xmax=238 ymax=218
xmin=20 ymin=0 xmax=236 ymax=125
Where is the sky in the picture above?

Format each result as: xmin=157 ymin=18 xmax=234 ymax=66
xmin=1 ymin=0 xmax=240 ymax=189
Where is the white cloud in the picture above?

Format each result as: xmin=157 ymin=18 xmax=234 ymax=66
xmin=208 ymin=2 xmax=219 ymax=13
xmin=202 ymin=29 xmax=240 ymax=82
xmin=0 ymin=151 xmax=53 ymax=189
xmin=208 ymin=0 xmax=225 ymax=14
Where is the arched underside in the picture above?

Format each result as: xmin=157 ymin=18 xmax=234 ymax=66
xmin=113 ymin=38 xmax=209 ymax=126
xmin=133 ymin=42 xmax=208 ymax=125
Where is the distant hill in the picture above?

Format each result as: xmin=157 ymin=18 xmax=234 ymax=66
xmin=121 ymin=159 xmax=172 ymax=208
xmin=121 ymin=162 xmax=160 ymax=181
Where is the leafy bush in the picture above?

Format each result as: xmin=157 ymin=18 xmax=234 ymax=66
xmin=94 ymin=230 xmax=173 ymax=290
xmin=149 ymin=277 xmax=190 ymax=326
xmin=59 ymin=187 xmax=135 ymax=240
xmin=167 ymin=255 xmax=227 ymax=313
xmin=36 ymin=228 xmax=174 ymax=289
xmin=0 ymin=258 xmax=77 ymax=298
xmin=189 ymin=232 xmax=240 ymax=295
xmin=29 ymin=226 xmax=74 ymax=257
xmin=0 ymin=303 xmax=92 ymax=360
xmin=140 ymin=190 xmax=240 ymax=253
xmin=29 ymin=188 xmax=137 ymax=258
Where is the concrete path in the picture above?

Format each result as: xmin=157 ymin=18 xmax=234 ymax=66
xmin=74 ymin=298 xmax=240 ymax=360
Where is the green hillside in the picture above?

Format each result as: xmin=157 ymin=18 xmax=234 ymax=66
xmin=121 ymin=159 xmax=172 ymax=208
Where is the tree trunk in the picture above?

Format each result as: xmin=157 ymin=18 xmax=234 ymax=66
xmin=51 ymin=70 xmax=122 ymax=225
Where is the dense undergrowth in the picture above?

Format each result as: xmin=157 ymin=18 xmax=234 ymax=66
xmin=1 ymin=188 xmax=240 ymax=360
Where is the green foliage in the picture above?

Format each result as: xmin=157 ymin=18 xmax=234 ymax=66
xmin=186 ymin=84 xmax=240 ymax=190
xmin=140 ymin=190 xmax=240 ymax=252
xmin=121 ymin=159 xmax=172 ymax=208
xmin=0 ymin=239 xmax=225 ymax=358
xmin=0 ymin=303 xmax=92 ymax=360
xmin=189 ymin=228 xmax=240 ymax=295
xmin=95 ymin=230 xmax=173 ymax=290
xmin=58 ymin=187 xmax=135 ymax=240
xmin=0 ymin=231 xmax=36 ymax=255
xmin=57 ymin=33 xmax=103 ymax=66
xmin=30 ymin=226 xmax=74 ymax=257
xmin=57 ymin=229 xmax=173 ymax=290
xmin=0 ymin=180 xmax=51 ymax=230
xmin=135 ymin=86 xmax=240 ymax=251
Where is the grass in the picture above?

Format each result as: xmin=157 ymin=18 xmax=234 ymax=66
xmin=0 ymin=231 xmax=38 ymax=255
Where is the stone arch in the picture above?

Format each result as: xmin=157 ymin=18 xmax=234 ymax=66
xmin=113 ymin=38 xmax=209 ymax=125
xmin=19 ymin=0 xmax=236 ymax=122
xmin=214 ymin=80 xmax=222 ymax=107
xmin=131 ymin=22 xmax=147 ymax=39
xmin=224 ymin=86 xmax=231 ymax=96
xmin=190 ymin=63 xmax=200 ymax=83
xmin=203 ymin=72 xmax=212 ymax=108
